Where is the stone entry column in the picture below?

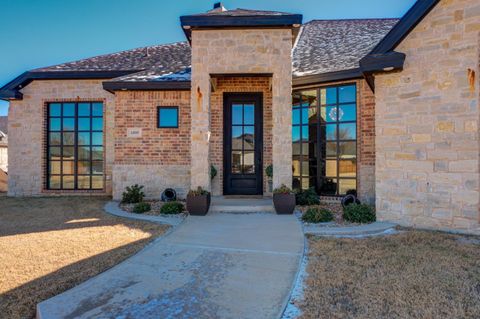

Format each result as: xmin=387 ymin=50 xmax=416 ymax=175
xmin=272 ymin=70 xmax=293 ymax=189
xmin=190 ymin=72 xmax=211 ymax=191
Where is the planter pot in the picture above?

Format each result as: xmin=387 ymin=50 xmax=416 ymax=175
xmin=273 ymin=193 xmax=296 ymax=215
xmin=186 ymin=193 xmax=211 ymax=216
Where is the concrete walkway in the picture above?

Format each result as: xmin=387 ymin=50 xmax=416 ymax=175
xmin=37 ymin=211 xmax=304 ymax=319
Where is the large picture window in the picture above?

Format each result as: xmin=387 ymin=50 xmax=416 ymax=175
xmin=292 ymin=84 xmax=357 ymax=196
xmin=47 ymin=102 xmax=104 ymax=190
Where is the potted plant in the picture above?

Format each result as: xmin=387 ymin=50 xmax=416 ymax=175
xmin=265 ymin=164 xmax=273 ymax=193
xmin=273 ymin=184 xmax=296 ymax=215
xmin=186 ymin=186 xmax=211 ymax=216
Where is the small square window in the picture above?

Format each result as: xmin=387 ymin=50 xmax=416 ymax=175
xmin=158 ymin=107 xmax=179 ymax=128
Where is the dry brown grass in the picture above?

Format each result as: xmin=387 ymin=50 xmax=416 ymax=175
xmin=302 ymin=230 xmax=480 ymax=319
xmin=0 ymin=196 xmax=169 ymax=319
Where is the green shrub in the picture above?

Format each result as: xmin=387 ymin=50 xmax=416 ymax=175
xmin=210 ymin=165 xmax=217 ymax=180
xmin=273 ymin=184 xmax=293 ymax=194
xmin=188 ymin=186 xmax=210 ymax=196
xmin=133 ymin=202 xmax=151 ymax=214
xmin=302 ymin=207 xmax=334 ymax=223
xmin=295 ymin=188 xmax=320 ymax=206
xmin=122 ymin=184 xmax=145 ymax=204
xmin=343 ymin=204 xmax=376 ymax=223
xmin=160 ymin=201 xmax=184 ymax=215
xmin=265 ymin=164 xmax=273 ymax=179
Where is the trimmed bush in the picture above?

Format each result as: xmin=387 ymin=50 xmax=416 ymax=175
xmin=343 ymin=204 xmax=376 ymax=223
xmin=133 ymin=202 xmax=151 ymax=214
xmin=302 ymin=207 xmax=334 ymax=223
xmin=210 ymin=165 xmax=217 ymax=180
xmin=296 ymin=188 xmax=320 ymax=206
xmin=122 ymin=184 xmax=145 ymax=204
xmin=160 ymin=201 xmax=184 ymax=215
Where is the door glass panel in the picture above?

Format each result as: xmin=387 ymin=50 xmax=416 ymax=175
xmin=232 ymin=104 xmax=243 ymax=125
xmin=230 ymin=102 xmax=256 ymax=175
xmin=232 ymin=151 xmax=242 ymax=174
xmin=244 ymin=104 xmax=254 ymax=125
xmin=339 ymin=159 xmax=357 ymax=177
xmin=243 ymin=151 xmax=254 ymax=174
xmin=325 ymin=160 xmax=337 ymax=177
xmin=232 ymin=126 xmax=242 ymax=150
xmin=243 ymin=126 xmax=254 ymax=150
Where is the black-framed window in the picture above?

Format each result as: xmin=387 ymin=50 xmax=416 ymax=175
xmin=47 ymin=102 xmax=104 ymax=190
xmin=292 ymin=84 xmax=357 ymax=196
xmin=157 ymin=106 xmax=179 ymax=128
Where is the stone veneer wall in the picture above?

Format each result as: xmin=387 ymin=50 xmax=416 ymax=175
xmin=190 ymin=28 xmax=293 ymax=191
xmin=8 ymin=80 xmax=115 ymax=196
xmin=112 ymin=90 xmax=191 ymax=200
xmin=210 ymin=77 xmax=272 ymax=195
xmin=375 ymin=0 xmax=480 ymax=233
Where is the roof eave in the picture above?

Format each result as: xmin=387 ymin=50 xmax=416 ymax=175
xmin=292 ymin=68 xmax=363 ymax=88
xmin=0 ymin=70 xmax=140 ymax=100
xmin=180 ymin=14 xmax=303 ymax=42
xmin=370 ymin=0 xmax=440 ymax=54
xmin=102 ymin=81 xmax=191 ymax=92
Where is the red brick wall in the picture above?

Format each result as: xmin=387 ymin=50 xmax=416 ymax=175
xmin=210 ymin=77 xmax=272 ymax=195
xmin=114 ymin=91 xmax=191 ymax=165
xmin=358 ymin=80 xmax=375 ymax=166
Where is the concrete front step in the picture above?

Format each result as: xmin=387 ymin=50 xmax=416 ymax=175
xmin=210 ymin=196 xmax=275 ymax=214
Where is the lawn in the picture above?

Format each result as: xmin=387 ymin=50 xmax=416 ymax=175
xmin=0 ymin=196 xmax=169 ymax=319
xmin=301 ymin=230 xmax=480 ymax=319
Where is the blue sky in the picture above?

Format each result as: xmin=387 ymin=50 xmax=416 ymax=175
xmin=0 ymin=0 xmax=416 ymax=116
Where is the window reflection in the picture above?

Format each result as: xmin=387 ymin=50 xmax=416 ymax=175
xmin=292 ymin=84 xmax=357 ymax=195
xmin=47 ymin=102 xmax=103 ymax=190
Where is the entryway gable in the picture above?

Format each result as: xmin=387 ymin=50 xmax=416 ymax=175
xmin=183 ymin=5 xmax=302 ymax=192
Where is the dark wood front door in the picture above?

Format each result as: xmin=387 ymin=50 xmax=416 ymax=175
xmin=223 ymin=93 xmax=263 ymax=195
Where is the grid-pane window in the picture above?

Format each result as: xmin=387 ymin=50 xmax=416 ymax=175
xmin=47 ymin=102 xmax=104 ymax=190
xmin=292 ymin=84 xmax=357 ymax=195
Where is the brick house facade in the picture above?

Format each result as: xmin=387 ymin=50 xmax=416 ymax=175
xmin=1 ymin=0 xmax=479 ymax=234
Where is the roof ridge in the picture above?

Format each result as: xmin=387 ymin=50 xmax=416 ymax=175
xmin=307 ymin=18 xmax=400 ymax=23
xmin=31 ymin=41 xmax=189 ymax=72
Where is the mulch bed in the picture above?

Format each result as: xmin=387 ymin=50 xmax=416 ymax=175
xmin=120 ymin=200 xmax=187 ymax=217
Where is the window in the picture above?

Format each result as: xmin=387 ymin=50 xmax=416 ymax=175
xmin=47 ymin=102 xmax=104 ymax=190
xmin=292 ymin=84 xmax=357 ymax=195
xmin=158 ymin=106 xmax=179 ymax=128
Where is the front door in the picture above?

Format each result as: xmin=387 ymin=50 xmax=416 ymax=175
xmin=224 ymin=93 xmax=263 ymax=195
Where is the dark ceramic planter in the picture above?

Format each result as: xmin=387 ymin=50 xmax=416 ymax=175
xmin=273 ymin=193 xmax=296 ymax=215
xmin=186 ymin=193 xmax=211 ymax=216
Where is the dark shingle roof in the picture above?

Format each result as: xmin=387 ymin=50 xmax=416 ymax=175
xmin=33 ymin=42 xmax=191 ymax=73
xmin=1 ymin=18 xmax=400 ymax=95
xmin=292 ymin=19 xmax=399 ymax=76
xmin=191 ymin=8 xmax=297 ymax=17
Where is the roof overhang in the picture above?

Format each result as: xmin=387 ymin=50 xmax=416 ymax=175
xmin=0 ymin=70 xmax=139 ymax=101
xmin=293 ymin=68 xmax=363 ymax=88
xmin=102 ymin=81 xmax=191 ymax=92
xmin=180 ymin=14 xmax=303 ymax=43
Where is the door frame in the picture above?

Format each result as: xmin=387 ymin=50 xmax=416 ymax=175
xmin=223 ymin=92 xmax=263 ymax=195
